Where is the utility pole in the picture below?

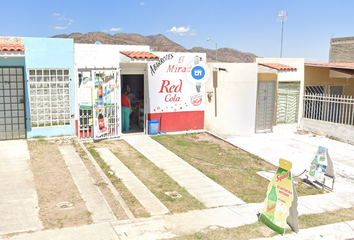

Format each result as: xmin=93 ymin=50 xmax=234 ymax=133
xmin=277 ymin=11 xmax=288 ymax=58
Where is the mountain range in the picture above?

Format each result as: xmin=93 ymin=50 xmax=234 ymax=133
xmin=52 ymin=32 xmax=258 ymax=63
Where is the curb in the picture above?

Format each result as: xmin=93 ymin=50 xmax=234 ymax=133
xmin=76 ymin=138 xmax=135 ymax=219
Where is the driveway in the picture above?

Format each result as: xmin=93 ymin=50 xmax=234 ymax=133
xmin=226 ymin=129 xmax=354 ymax=184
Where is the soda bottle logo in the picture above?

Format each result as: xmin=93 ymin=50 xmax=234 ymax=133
xmin=98 ymin=110 xmax=105 ymax=130
xmin=266 ymin=184 xmax=278 ymax=221
xmin=98 ymin=86 xmax=103 ymax=96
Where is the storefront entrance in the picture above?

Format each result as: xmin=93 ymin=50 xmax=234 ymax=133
xmin=0 ymin=67 xmax=26 ymax=140
xmin=121 ymin=74 xmax=144 ymax=134
xmin=77 ymin=69 xmax=121 ymax=140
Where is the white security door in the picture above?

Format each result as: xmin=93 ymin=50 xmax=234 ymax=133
xmin=256 ymin=81 xmax=276 ymax=132
xmin=78 ymin=69 xmax=121 ymax=140
xmin=0 ymin=67 xmax=26 ymax=140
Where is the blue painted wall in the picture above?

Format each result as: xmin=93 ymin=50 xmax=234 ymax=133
xmin=24 ymin=37 xmax=75 ymax=138
xmin=0 ymin=57 xmax=25 ymax=67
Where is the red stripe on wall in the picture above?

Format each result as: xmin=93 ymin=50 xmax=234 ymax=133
xmin=148 ymin=111 xmax=204 ymax=132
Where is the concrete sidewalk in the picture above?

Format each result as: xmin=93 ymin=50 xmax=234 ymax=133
xmin=59 ymin=145 xmax=117 ymax=223
xmin=2 ymin=131 xmax=354 ymax=240
xmin=96 ymin=147 xmax=169 ymax=216
xmin=123 ymin=135 xmax=245 ymax=208
xmin=0 ymin=140 xmax=43 ymax=235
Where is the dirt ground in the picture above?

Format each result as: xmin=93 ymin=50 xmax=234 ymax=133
xmin=28 ymin=138 xmax=92 ymax=229
xmin=86 ymin=139 xmax=205 ymax=215
xmin=73 ymin=141 xmax=130 ymax=220
xmin=28 ymin=137 xmax=129 ymax=230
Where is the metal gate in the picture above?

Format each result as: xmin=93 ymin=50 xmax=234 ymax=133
xmin=276 ymin=82 xmax=300 ymax=124
xmin=256 ymin=81 xmax=275 ymax=132
xmin=78 ymin=69 xmax=121 ymax=140
xmin=0 ymin=67 xmax=26 ymax=140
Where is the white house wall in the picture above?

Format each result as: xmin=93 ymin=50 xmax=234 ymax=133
xmin=204 ymin=63 xmax=258 ymax=137
xmin=74 ymin=44 xmax=150 ymax=69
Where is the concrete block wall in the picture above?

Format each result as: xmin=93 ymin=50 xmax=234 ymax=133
xmin=329 ymin=37 xmax=354 ymax=63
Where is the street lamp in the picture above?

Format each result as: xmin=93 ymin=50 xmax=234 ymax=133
xmin=206 ymin=38 xmax=217 ymax=63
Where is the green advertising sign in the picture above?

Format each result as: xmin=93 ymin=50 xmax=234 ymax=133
xmin=259 ymin=159 xmax=299 ymax=235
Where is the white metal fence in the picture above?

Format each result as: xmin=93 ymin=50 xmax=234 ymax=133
xmin=303 ymin=94 xmax=354 ymax=125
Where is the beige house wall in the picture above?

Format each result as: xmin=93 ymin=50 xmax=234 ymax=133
xmin=258 ymin=73 xmax=277 ymax=81
xmin=256 ymin=58 xmax=305 ymax=127
xmin=305 ymin=66 xmax=354 ymax=96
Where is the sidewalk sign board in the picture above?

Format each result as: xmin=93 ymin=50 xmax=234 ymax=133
xmin=307 ymin=146 xmax=334 ymax=189
xmin=308 ymin=146 xmax=334 ymax=181
xmin=259 ymin=159 xmax=299 ymax=234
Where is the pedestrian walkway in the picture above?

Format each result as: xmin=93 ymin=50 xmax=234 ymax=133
xmin=123 ymin=135 xmax=245 ymax=208
xmin=252 ymin=220 xmax=354 ymax=240
xmin=0 ymin=140 xmax=43 ymax=235
xmin=96 ymin=148 xmax=169 ymax=216
xmin=0 ymin=222 xmax=120 ymax=240
xmin=59 ymin=145 xmax=116 ymax=223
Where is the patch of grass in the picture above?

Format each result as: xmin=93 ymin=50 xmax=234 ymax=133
xmin=170 ymin=207 xmax=354 ymax=239
xmin=152 ymin=133 xmax=322 ymax=203
xmin=298 ymin=207 xmax=354 ymax=229
xmin=32 ymin=135 xmax=47 ymax=139
xmin=86 ymin=140 xmax=206 ymax=214
xmin=85 ymin=145 xmax=150 ymax=218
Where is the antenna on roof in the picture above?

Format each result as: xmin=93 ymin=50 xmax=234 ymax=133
xmin=277 ymin=10 xmax=288 ymax=58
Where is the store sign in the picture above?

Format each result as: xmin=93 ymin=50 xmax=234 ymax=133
xmin=308 ymin=146 xmax=334 ymax=182
xmin=259 ymin=159 xmax=299 ymax=235
xmin=148 ymin=52 xmax=207 ymax=113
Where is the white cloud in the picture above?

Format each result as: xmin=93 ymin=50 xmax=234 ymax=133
xmin=51 ymin=13 xmax=74 ymax=30
xmin=102 ymin=27 xmax=122 ymax=33
xmin=58 ymin=17 xmax=74 ymax=23
xmin=52 ymin=26 xmax=68 ymax=30
xmin=167 ymin=26 xmax=196 ymax=36
xmin=140 ymin=2 xmax=145 ymax=5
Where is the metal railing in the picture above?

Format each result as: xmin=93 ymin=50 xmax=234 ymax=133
xmin=303 ymin=94 xmax=354 ymax=125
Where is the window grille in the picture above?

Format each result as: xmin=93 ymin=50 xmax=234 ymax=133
xmin=28 ymin=69 xmax=71 ymax=128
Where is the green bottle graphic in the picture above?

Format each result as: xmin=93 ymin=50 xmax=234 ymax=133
xmin=309 ymin=156 xmax=318 ymax=177
xmin=266 ymin=183 xmax=278 ymax=221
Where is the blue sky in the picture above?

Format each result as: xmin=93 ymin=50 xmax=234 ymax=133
xmin=1 ymin=0 xmax=353 ymax=62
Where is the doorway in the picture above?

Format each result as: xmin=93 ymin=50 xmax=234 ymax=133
xmin=121 ymin=74 xmax=144 ymax=133
xmin=256 ymin=81 xmax=276 ymax=132
xmin=0 ymin=67 xmax=26 ymax=140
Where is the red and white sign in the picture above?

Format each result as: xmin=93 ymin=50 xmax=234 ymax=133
xmin=148 ymin=52 xmax=206 ymax=113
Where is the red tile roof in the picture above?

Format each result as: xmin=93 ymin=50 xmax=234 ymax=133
xmin=0 ymin=37 xmax=25 ymax=52
xmin=258 ymin=63 xmax=297 ymax=71
xmin=305 ymin=62 xmax=354 ymax=69
xmin=120 ymin=51 xmax=159 ymax=59
xmin=0 ymin=43 xmax=25 ymax=52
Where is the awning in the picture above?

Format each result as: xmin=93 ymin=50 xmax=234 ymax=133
xmin=0 ymin=37 xmax=25 ymax=57
xmin=120 ymin=51 xmax=159 ymax=62
xmin=305 ymin=62 xmax=354 ymax=79
xmin=258 ymin=63 xmax=297 ymax=74
xmin=305 ymin=62 xmax=354 ymax=69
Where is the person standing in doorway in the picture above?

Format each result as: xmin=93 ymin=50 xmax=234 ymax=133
xmin=121 ymin=89 xmax=132 ymax=132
